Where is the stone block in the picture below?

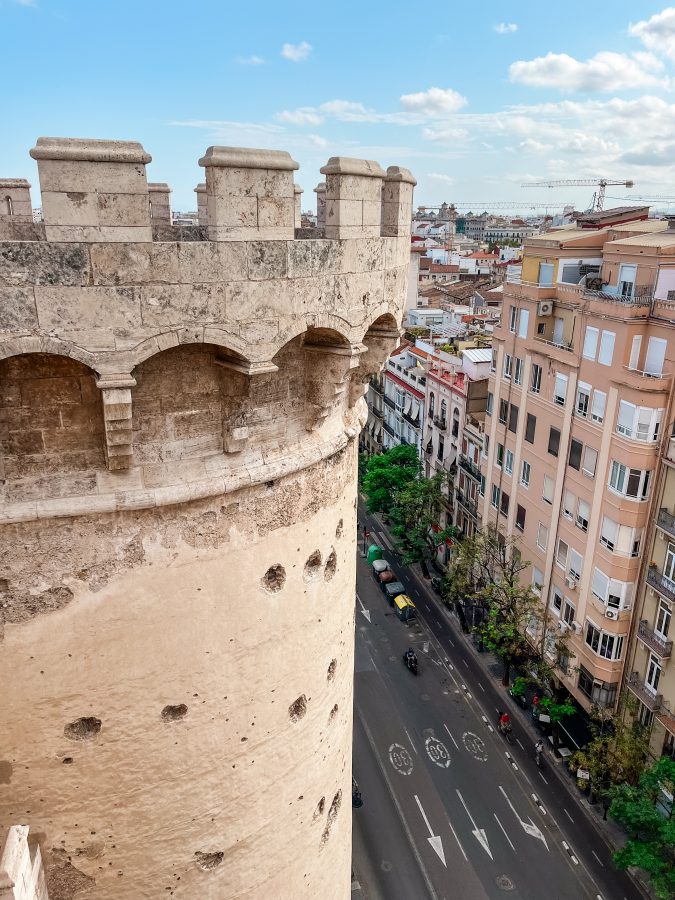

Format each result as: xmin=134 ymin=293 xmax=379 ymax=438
xmin=314 ymin=182 xmax=326 ymax=227
xmin=20 ymin=376 xmax=83 ymax=407
xmin=139 ymin=283 xmax=228 ymax=326
xmin=0 ymin=179 xmax=33 ymax=221
xmin=0 ymin=287 xmax=38 ymax=331
xmin=294 ymin=183 xmax=303 ymax=228
xmin=34 ymin=285 xmax=142 ymax=331
xmin=226 ymin=278 xmax=298 ymax=322
xmin=257 ymin=197 xmax=294 ymax=231
xmin=41 ymin=190 xmax=99 ymax=226
xmin=247 ymin=241 xmax=288 ymax=280
xmin=0 ymin=241 xmax=91 ymax=287
xmin=90 ymin=242 xmax=179 ymax=285
xmin=195 ymin=182 xmax=208 ymax=225
xmin=148 ymin=182 xmax=172 ymax=224
xmin=177 ymin=242 xmax=247 ymax=284
xmin=30 ymin=159 xmax=150 ymax=194
xmin=321 ymin=157 xmax=385 ymax=240
xmin=382 ymin=166 xmax=416 ymax=237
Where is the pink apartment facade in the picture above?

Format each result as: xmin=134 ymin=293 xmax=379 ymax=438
xmin=480 ymin=213 xmax=675 ymax=713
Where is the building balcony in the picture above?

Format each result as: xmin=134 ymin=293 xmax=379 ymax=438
xmin=383 ymin=395 xmax=395 ymax=410
xmin=433 ymin=416 xmax=447 ymax=431
xmin=627 ymin=672 xmax=664 ymax=713
xmin=402 ymin=410 xmax=421 ymax=428
xmin=370 ymin=378 xmax=384 ymax=396
xmin=638 ymin=620 xmax=673 ymax=659
xmin=383 ymin=421 xmax=396 ymax=438
xmin=459 ymin=455 xmax=482 ymax=481
xmin=371 ymin=406 xmax=384 ymax=420
xmin=657 ymin=508 xmax=675 ymax=540
xmin=619 ymin=366 xmax=672 ymax=393
xmin=647 ymin=564 xmax=675 ymax=604
xmin=456 ymin=489 xmax=478 ymax=518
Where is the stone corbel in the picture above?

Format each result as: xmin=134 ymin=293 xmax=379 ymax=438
xmin=214 ymin=355 xmax=278 ymax=453
xmin=349 ymin=327 xmax=402 ymax=405
xmin=95 ymin=374 xmax=136 ymax=471
xmin=303 ymin=342 xmax=364 ymax=431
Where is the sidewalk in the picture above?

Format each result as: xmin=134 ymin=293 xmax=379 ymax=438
xmin=363 ymin=506 xmax=655 ymax=900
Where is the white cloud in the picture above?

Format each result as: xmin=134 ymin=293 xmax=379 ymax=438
xmin=319 ymin=100 xmax=369 ymax=119
xmin=276 ymin=107 xmax=324 ymax=126
xmin=428 ymin=173 xmax=455 ymax=184
xmin=518 ymin=138 xmax=553 ymax=152
xmin=494 ymin=23 xmax=517 ymax=34
xmin=281 ymin=41 xmax=312 ymax=62
xmin=236 ymin=55 xmax=264 ymax=65
xmin=400 ymin=86 xmax=467 ymax=116
xmin=509 ymin=50 xmax=667 ymax=92
xmin=422 ymin=125 xmax=469 ymax=142
xmin=630 ymin=7 xmax=675 ymax=61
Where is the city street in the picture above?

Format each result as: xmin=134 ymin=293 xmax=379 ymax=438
xmin=351 ymin=505 xmax=645 ymax=900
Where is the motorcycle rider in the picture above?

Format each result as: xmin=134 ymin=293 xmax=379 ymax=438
xmin=535 ymin=739 xmax=544 ymax=765
xmin=498 ymin=710 xmax=511 ymax=733
xmin=405 ymin=647 xmax=417 ymax=666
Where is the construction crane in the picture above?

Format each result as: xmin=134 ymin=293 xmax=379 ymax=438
xmin=418 ymin=201 xmax=573 ymax=212
xmin=521 ymin=178 xmax=634 ymax=213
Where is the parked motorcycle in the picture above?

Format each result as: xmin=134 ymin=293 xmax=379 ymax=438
xmin=430 ymin=576 xmax=442 ymax=594
xmin=402 ymin=651 xmax=418 ymax=675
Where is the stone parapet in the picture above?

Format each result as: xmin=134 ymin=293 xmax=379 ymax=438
xmin=320 ymin=157 xmax=386 ymax=240
xmin=148 ymin=182 xmax=172 ymax=225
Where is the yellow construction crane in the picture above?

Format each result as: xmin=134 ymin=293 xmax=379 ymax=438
xmin=521 ymin=178 xmax=634 ymax=213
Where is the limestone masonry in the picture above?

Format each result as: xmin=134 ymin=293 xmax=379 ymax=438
xmin=0 ymin=138 xmax=414 ymax=899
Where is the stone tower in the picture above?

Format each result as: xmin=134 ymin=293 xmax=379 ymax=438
xmin=0 ymin=138 xmax=414 ymax=899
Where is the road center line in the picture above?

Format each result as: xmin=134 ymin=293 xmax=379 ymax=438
xmin=591 ymin=850 xmax=604 ymax=867
xmin=564 ymin=808 xmax=574 ymax=823
xmin=516 ymin=738 xmax=524 ymax=749
xmin=478 ymin=682 xmax=485 ymax=692
xmin=405 ymin=728 xmax=418 ymax=755
xmin=493 ymin=813 xmax=516 ymax=853
xmin=443 ymin=723 xmax=460 ymax=750
xmin=538 ymin=771 xmax=548 ymax=784
xmin=446 ymin=816 xmax=468 ymax=862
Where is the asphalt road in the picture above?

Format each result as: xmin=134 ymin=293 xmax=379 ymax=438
xmin=351 ymin=503 xmax=644 ymax=900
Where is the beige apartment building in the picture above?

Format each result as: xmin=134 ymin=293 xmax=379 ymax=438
xmin=480 ymin=208 xmax=675 ymax=717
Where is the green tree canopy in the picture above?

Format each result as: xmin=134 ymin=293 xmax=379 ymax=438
xmin=362 ymin=443 xmax=420 ymax=513
xmin=390 ymin=472 xmax=455 ymax=568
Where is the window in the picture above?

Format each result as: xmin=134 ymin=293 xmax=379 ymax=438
xmin=551 ymin=586 xmax=563 ymax=612
xmin=600 ymin=517 xmax=618 ymax=551
xmin=647 ymin=653 xmax=662 ymax=693
xmin=645 ymin=337 xmax=667 ymax=376
xmin=568 ymin=438 xmax=582 ymax=470
xmin=437 ymin=435 xmax=444 ymax=461
xmin=516 ymin=504 xmax=526 ymax=531
xmin=503 ymin=354 xmax=513 ymax=379
xmin=556 ymin=539 xmax=569 ymax=569
xmin=483 ymin=435 xmax=489 ymax=458
xmin=530 ymin=364 xmax=542 ymax=394
xmin=548 ymin=426 xmax=560 ymax=457
xmin=537 ymin=522 xmax=548 ymax=550
xmin=576 ymin=382 xmax=590 ymax=418
xmin=486 ymin=392 xmax=493 ymax=416
xmin=505 ymin=449 xmax=514 ymax=475
xmin=509 ymin=305 xmax=517 ymax=333
xmin=514 ymin=358 xmax=524 ymax=385
xmin=576 ymin=499 xmax=589 ymax=532
xmin=578 ymin=666 xmax=617 ymax=708
xmin=629 ymin=334 xmax=642 ymax=371
xmin=591 ymin=390 xmax=606 ymax=424
xmin=491 ymin=349 xmax=497 ymax=372
xmin=585 ymin=623 xmax=624 ymax=660
xmin=598 ymin=330 xmax=616 ymax=366
xmin=518 ymin=308 xmax=529 ymax=338
xmin=591 ymin=567 xmax=633 ymax=609
xmin=569 ymin=549 xmax=583 ymax=580
xmin=532 ymin=568 xmax=543 ymax=595
xmin=656 ymin=601 xmax=671 ymax=639
xmin=525 ymin=413 xmax=536 ymax=444
xmin=543 ymin=474 xmax=554 ymax=504
xmin=491 ymin=484 xmax=500 ymax=509
xmin=508 ymin=404 xmax=519 ymax=433
xmin=500 ymin=491 xmax=510 ymax=516
xmin=496 ymin=443 xmax=504 ymax=467
xmin=429 ymin=392 xmax=435 ymax=418
xmin=583 ymin=326 xmax=599 ymax=360
xmin=520 ymin=459 xmax=531 ymax=487
xmin=554 ymin=372 xmax=568 ymax=406
xmin=479 ymin=474 xmax=485 ymax=496
xmin=562 ymin=600 xmax=576 ymax=626
xmin=609 ymin=462 xmax=651 ymax=500
xmin=582 ymin=445 xmax=597 ymax=477
xmin=562 ymin=489 xmax=575 ymax=519
xmin=499 ymin=399 xmax=508 ymax=425
xmin=616 ymin=402 xmax=662 ymax=442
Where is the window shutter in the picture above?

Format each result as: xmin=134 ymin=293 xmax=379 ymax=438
xmin=591 ymin=390 xmax=606 ymax=422
xmin=592 ymin=568 xmax=609 ymax=600
xmin=598 ymin=331 xmax=615 ymax=366
xmin=617 ymin=400 xmax=635 ymax=435
xmin=518 ymin=309 xmax=529 ymax=338
xmin=583 ymin=326 xmax=599 ymax=360
xmin=644 ymin=337 xmax=667 ymax=376
xmin=601 ymin=516 xmax=618 ymax=549
xmin=568 ymin=439 xmax=582 ymax=470
xmin=569 ymin=549 xmax=583 ymax=579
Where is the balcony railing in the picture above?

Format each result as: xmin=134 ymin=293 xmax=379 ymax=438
xmin=383 ymin=421 xmax=395 ymax=437
xmin=433 ymin=416 xmax=447 ymax=431
xmin=456 ymin=489 xmax=478 ymax=518
xmin=459 ymin=455 xmax=482 ymax=481
xmin=402 ymin=409 xmax=420 ymax=428
xmin=371 ymin=379 xmax=384 ymax=395
xmin=647 ymin=565 xmax=675 ymax=603
xmin=533 ymin=336 xmax=574 ymax=353
xmin=624 ymin=365 xmax=671 ymax=381
xmin=627 ymin=672 xmax=664 ymax=712
xmin=383 ymin=395 xmax=395 ymax=410
xmin=372 ymin=406 xmax=384 ymax=420
xmin=657 ymin=508 xmax=675 ymax=539
xmin=557 ymin=281 xmax=653 ymax=307
xmin=638 ymin=620 xmax=673 ymax=659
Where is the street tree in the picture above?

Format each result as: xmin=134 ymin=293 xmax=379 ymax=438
xmin=390 ymin=472 xmax=456 ymax=575
xmin=609 ymin=756 xmax=675 ymax=900
xmin=362 ymin=443 xmax=419 ymax=513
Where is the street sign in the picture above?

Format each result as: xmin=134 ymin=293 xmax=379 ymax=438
xmin=576 ymin=768 xmax=590 ymax=780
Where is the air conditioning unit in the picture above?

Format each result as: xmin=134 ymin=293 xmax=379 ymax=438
xmin=605 ymin=608 xmax=619 ymax=620
xmin=565 ymin=576 xmax=577 ymax=590
xmin=538 ymin=301 xmax=553 ymax=316
xmin=572 ymin=622 xmax=583 ymax=634
xmin=557 ymin=621 xmax=569 ymax=632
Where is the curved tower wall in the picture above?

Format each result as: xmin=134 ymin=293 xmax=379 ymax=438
xmin=0 ymin=138 xmax=414 ymax=899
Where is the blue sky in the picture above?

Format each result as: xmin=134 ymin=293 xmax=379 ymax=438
xmin=4 ymin=0 xmax=675 ymax=213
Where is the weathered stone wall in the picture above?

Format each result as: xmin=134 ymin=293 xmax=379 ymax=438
xmin=0 ymin=138 xmax=414 ymax=899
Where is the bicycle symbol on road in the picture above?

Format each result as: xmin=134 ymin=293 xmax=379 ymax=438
xmin=389 ymin=743 xmax=414 ymax=775
xmin=425 ymin=736 xmax=451 ymax=768
xmin=462 ymin=731 xmax=488 ymax=762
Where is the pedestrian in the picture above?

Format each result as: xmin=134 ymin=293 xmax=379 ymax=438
xmin=532 ymin=692 xmax=540 ymax=719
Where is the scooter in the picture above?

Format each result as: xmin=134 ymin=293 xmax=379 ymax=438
xmin=535 ymin=741 xmax=544 ymax=768
xmin=430 ymin=576 xmax=442 ymax=594
xmin=403 ymin=652 xmax=418 ymax=675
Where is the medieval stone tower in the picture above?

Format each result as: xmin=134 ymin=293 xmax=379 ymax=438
xmin=0 ymin=140 xmax=414 ymax=898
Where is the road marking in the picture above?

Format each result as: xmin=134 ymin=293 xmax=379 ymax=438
xmin=481 ymin=715 xmax=494 ymax=733
xmin=562 ymin=840 xmax=579 ymax=865
xmin=443 ymin=723 xmax=460 ymax=750
xmin=414 ymin=794 xmax=447 ymax=868
xmin=493 ymin=813 xmax=516 ymax=853
xmin=356 ymin=593 xmax=371 ymax=624
xmin=532 ymin=794 xmax=547 ymax=815
xmin=462 ymin=658 xmax=469 ymax=666
xmin=425 ymin=735 xmax=452 ymax=769
xmin=592 ymin=850 xmax=604 ymax=867
xmin=499 ymin=785 xmax=549 ymax=851
xmin=389 ymin=743 xmax=414 ymax=775
xmin=505 ymin=751 xmax=518 ymax=771
xmin=462 ymin=731 xmax=488 ymax=762
xmin=436 ymin=620 xmax=443 ymax=629
xmin=456 ymin=789 xmax=493 ymax=859
xmin=424 ymin=603 xmax=431 ymax=612
xmin=378 ymin=530 xmax=394 ymax=552
xmin=538 ymin=771 xmax=548 ymax=784
xmin=516 ymin=738 xmax=524 ymax=749
xmin=405 ymin=729 xmax=418 ymax=756
xmin=478 ymin=682 xmax=485 ymax=692
xmin=446 ymin=816 xmax=467 ymax=861
xmin=564 ymin=808 xmax=574 ymax=823
xmin=447 ymin=637 xmax=455 ymax=647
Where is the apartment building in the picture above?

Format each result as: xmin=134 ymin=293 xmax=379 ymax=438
xmin=480 ymin=209 xmax=675 ymax=714
xmin=382 ymin=344 xmax=427 ymax=451
xmin=362 ymin=371 xmax=385 ymax=456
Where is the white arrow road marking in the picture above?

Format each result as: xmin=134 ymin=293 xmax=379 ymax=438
xmin=499 ymin=786 xmax=549 ymax=851
xmin=455 ymin=789 xmax=493 ymax=859
xmin=356 ymin=593 xmax=371 ymax=623
xmin=414 ymin=794 xmax=447 ymax=868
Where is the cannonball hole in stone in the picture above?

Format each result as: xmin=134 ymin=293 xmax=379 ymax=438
xmin=64 ymin=717 xmax=102 ymax=741
xmin=288 ymin=695 xmax=307 ymax=723
xmin=194 ymin=851 xmax=224 ymax=871
xmin=324 ymin=550 xmax=337 ymax=581
xmin=304 ymin=550 xmax=322 ymax=580
xmin=261 ymin=564 xmax=286 ymax=592
xmin=327 ymin=659 xmax=337 ymax=681
xmin=161 ymin=704 xmax=188 ymax=722
xmin=335 ymin=519 xmax=343 ymax=539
